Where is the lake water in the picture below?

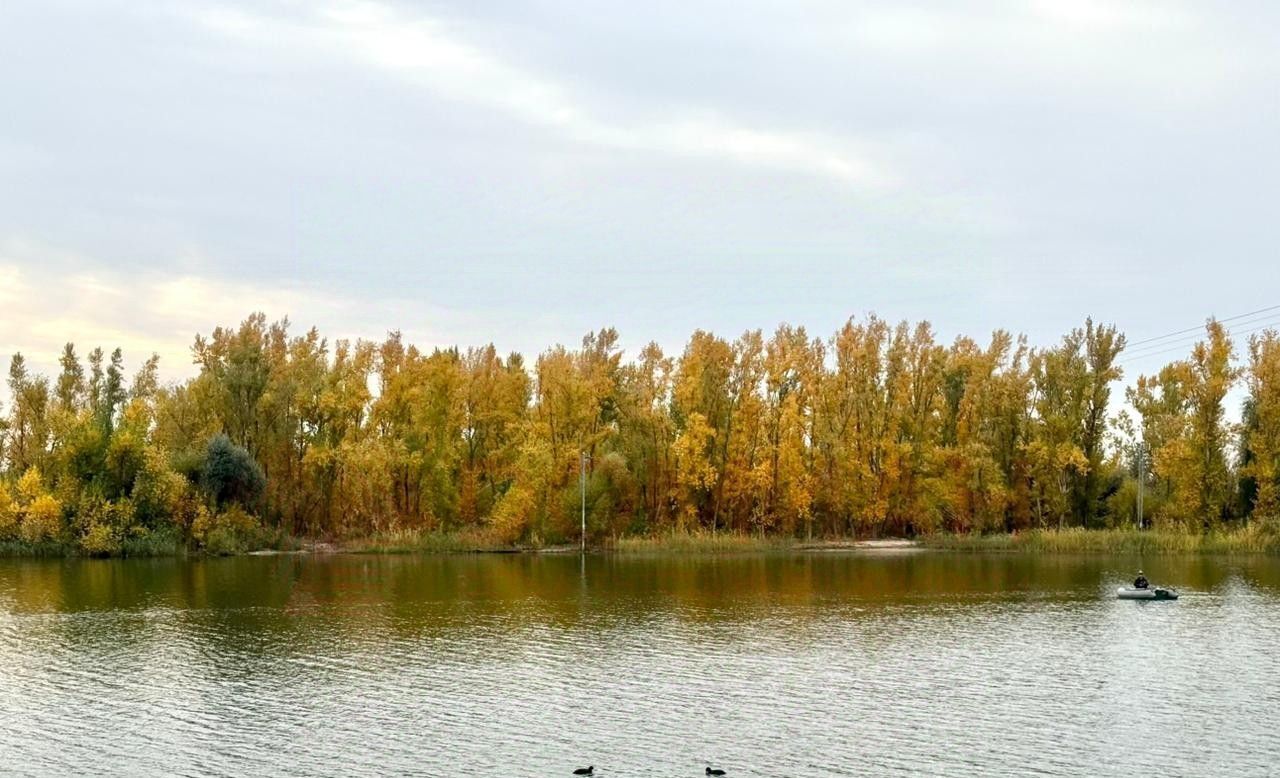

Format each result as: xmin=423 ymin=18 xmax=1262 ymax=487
xmin=2 ymin=551 xmax=1279 ymax=776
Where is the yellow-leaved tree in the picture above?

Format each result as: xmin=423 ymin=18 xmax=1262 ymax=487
xmin=1243 ymin=330 xmax=1280 ymax=519
xmin=0 ymin=482 xmax=16 ymax=540
xmin=671 ymin=412 xmax=717 ymax=532
xmin=15 ymin=467 xmax=62 ymax=543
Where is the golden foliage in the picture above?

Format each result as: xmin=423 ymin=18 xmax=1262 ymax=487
xmin=0 ymin=483 xmax=17 ymax=540
xmin=0 ymin=314 xmax=1268 ymax=552
xmin=20 ymin=494 xmax=62 ymax=543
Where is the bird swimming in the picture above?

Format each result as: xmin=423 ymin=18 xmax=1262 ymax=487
xmin=573 ymin=767 xmax=593 ymax=776
xmin=706 ymin=769 xmax=727 ymax=776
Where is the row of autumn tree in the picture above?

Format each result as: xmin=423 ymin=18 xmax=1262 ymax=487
xmin=2 ymin=313 xmax=1279 ymax=552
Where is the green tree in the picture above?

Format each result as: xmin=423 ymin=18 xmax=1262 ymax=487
xmin=55 ymin=343 xmax=85 ymax=411
xmin=201 ymin=434 xmax=266 ymax=511
xmin=6 ymin=353 xmax=51 ymax=475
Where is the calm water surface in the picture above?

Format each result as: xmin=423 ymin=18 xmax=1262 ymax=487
xmin=2 ymin=551 xmax=1279 ymax=776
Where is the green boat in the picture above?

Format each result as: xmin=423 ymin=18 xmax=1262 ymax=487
xmin=1116 ymin=587 xmax=1178 ymax=600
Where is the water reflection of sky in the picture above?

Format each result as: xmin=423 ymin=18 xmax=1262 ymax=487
xmin=1 ymin=553 xmax=1278 ymax=776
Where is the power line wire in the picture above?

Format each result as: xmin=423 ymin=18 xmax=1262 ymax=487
xmin=1124 ymin=303 xmax=1280 ymax=348
xmin=1121 ymin=314 xmax=1280 ymax=359
xmin=1119 ymin=320 xmax=1280 ymax=366
xmin=1123 ymin=315 xmax=1280 ymax=358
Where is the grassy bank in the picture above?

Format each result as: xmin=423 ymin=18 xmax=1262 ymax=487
xmin=611 ymin=531 xmax=799 ymax=554
xmin=6 ymin=525 xmax=1280 ymax=558
xmin=0 ymin=527 xmax=293 ymax=559
xmin=0 ymin=538 xmax=185 ymax=558
xmin=340 ymin=528 xmax=531 ymax=554
xmin=922 ymin=526 xmax=1280 ymax=555
xmin=338 ymin=528 xmax=806 ymax=555
xmin=0 ymin=528 xmax=545 ymax=558
xmin=0 ymin=529 xmax=842 ymax=558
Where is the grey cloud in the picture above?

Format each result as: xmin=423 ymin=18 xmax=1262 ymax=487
xmin=1 ymin=0 xmax=1277 ymax=385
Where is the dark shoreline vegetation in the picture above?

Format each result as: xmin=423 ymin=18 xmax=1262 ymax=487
xmin=2 ymin=313 xmax=1279 ymax=558
xmin=5 ymin=528 xmax=1280 ymax=558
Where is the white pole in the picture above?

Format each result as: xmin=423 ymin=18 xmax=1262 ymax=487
xmin=580 ymin=451 xmax=587 ymax=554
xmin=1136 ymin=442 xmax=1144 ymax=530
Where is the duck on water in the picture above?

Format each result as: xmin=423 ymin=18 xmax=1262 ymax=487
xmin=1116 ymin=569 xmax=1178 ymax=600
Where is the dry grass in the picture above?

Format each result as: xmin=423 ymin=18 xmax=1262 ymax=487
xmin=921 ymin=524 xmax=1280 ymax=555
xmin=611 ymin=531 xmax=796 ymax=554
xmin=341 ymin=528 xmax=526 ymax=554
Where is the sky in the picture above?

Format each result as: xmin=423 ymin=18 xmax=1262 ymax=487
xmin=2 ymin=0 xmax=1278 ymax=386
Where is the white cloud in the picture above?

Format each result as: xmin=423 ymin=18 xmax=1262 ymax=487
xmin=0 ymin=239 xmax=484 ymax=383
xmin=0 ymin=235 xmax=615 ymax=395
xmin=194 ymin=0 xmax=895 ymax=189
xmin=5 ymin=0 xmax=1277 ymax=403
xmin=0 ymin=249 xmax=327 ymax=379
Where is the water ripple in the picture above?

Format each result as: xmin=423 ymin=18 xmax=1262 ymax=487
xmin=2 ymin=554 xmax=1279 ymax=776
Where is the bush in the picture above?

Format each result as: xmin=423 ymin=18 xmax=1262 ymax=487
xmin=79 ymin=520 xmax=120 ymax=556
xmin=119 ymin=526 xmax=184 ymax=557
xmin=104 ymin=431 xmax=147 ymax=499
xmin=200 ymin=435 xmax=266 ymax=510
xmin=15 ymin=467 xmax=45 ymax=505
xmin=169 ymin=493 xmax=208 ymax=536
xmin=171 ymin=448 xmax=206 ymax=486
xmin=20 ymin=494 xmax=63 ymax=543
xmin=131 ymin=449 xmax=187 ymax=529
xmin=192 ymin=504 xmax=267 ymax=555
xmin=73 ymin=497 xmax=136 ymax=556
xmin=488 ymin=484 xmax=535 ymax=545
xmin=0 ymin=483 xmax=17 ymax=541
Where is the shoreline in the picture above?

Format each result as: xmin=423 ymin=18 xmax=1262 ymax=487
xmin=4 ymin=527 xmax=1280 ymax=559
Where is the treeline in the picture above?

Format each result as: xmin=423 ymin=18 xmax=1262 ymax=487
xmin=1 ymin=313 xmax=1278 ymax=554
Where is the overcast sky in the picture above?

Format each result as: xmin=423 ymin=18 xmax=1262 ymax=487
xmin=2 ymin=0 xmax=1278 ymax=384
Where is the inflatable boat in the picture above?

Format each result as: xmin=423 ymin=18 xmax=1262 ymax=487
xmin=1116 ymin=587 xmax=1178 ymax=600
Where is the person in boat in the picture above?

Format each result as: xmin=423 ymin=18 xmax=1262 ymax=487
xmin=1134 ymin=570 xmax=1149 ymax=589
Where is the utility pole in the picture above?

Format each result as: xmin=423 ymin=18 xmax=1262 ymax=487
xmin=1136 ymin=441 xmax=1145 ymax=530
xmin=580 ymin=450 xmax=589 ymax=553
